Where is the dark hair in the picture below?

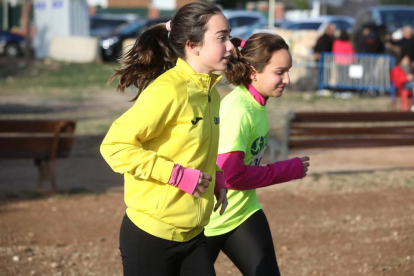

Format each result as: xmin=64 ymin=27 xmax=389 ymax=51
xmin=108 ymin=2 xmax=222 ymax=100
xmin=339 ymin=30 xmax=350 ymax=41
xmin=397 ymin=54 xmax=411 ymax=65
xmin=225 ymin=33 xmax=289 ymax=85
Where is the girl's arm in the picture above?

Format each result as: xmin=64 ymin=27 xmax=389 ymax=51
xmin=100 ymin=82 xmax=179 ymax=185
xmin=101 ymin=83 xmax=211 ymax=197
xmin=214 ymin=167 xmax=228 ymax=215
xmin=215 ymin=165 xmax=226 ymax=195
xmin=217 ymin=151 xmax=304 ymax=190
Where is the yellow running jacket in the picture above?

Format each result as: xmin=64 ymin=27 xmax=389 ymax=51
xmin=101 ymin=58 xmax=222 ymax=242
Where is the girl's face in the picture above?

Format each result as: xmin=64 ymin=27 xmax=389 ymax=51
xmin=401 ymin=55 xmax=410 ymax=66
xmin=252 ymin=49 xmax=292 ymax=98
xmin=193 ymin=14 xmax=234 ymax=74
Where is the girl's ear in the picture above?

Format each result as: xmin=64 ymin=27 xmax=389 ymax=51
xmin=249 ymin=66 xmax=257 ymax=82
xmin=186 ymin=40 xmax=201 ymax=56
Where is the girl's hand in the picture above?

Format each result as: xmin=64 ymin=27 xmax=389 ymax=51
xmin=214 ymin=188 xmax=228 ymax=215
xmin=193 ymin=172 xmax=212 ymax=198
xmin=300 ymin=156 xmax=310 ymax=177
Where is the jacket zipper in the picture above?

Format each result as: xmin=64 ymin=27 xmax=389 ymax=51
xmin=197 ymin=88 xmax=214 ymax=226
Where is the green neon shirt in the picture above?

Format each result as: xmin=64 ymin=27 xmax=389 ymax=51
xmin=205 ymin=84 xmax=269 ymax=236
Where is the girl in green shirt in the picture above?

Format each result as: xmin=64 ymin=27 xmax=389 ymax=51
xmin=205 ymin=33 xmax=310 ymax=276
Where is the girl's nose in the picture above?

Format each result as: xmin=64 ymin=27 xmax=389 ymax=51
xmin=226 ymin=40 xmax=234 ymax=52
xmin=283 ymin=72 xmax=290 ymax=85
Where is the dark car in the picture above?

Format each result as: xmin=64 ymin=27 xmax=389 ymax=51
xmin=99 ymin=18 xmax=169 ymax=61
xmin=352 ymin=5 xmax=414 ymax=52
xmin=90 ymin=13 xmax=140 ymax=37
xmin=0 ymin=30 xmax=26 ymax=57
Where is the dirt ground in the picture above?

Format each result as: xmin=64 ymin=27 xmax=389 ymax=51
xmin=1 ymin=142 xmax=414 ymax=276
xmin=1 ymin=58 xmax=414 ymax=276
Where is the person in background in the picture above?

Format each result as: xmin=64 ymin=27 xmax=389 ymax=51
xmin=399 ymin=26 xmax=414 ymax=66
xmin=100 ymin=2 xmax=231 ymax=275
xmin=390 ymin=54 xmax=414 ymax=111
xmin=313 ymin=23 xmax=336 ymax=61
xmin=384 ymin=31 xmax=401 ymax=61
xmin=332 ymin=30 xmax=355 ymax=90
xmin=333 ymin=30 xmax=354 ymax=60
xmin=360 ymin=24 xmax=384 ymax=54
xmin=384 ymin=25 xmax=414 ymax=67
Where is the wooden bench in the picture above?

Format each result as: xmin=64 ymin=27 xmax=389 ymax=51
xmin=268 ymin=111 xmax=414 ymax=162
xmin=0 ymin=119 xmax=76 ymax=192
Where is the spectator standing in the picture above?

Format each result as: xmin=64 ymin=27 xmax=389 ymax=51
xmin=384 ymin=32 xmax=400 ymax=61
xmin=399 ymin=26 xmax=414 ymax=65
xmin=332 ymin=30 xmax=354 ymax=64
xmin=360 ymin=24 xmax=384 ymax=54
xmin=331 ymin=30 xmax=355 ymax=91
xmin=313 ymin=23 xmax=336 ymax=61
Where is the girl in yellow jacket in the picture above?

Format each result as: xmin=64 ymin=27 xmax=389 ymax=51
xmin=100 ymin=2 xmax=233 ymax=275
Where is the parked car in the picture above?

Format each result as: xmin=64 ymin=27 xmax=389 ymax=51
xmin=352 ymin=5 xmax=414 ymax=51
xmin=280 ymin=15 xmax=355 ymax=33
xmin=0 ymin=30 xmax=26 ymax=57
xmin=99 ymin=18 xmax=169 ymax=61
xmin=222 ymin=10 xmax=266 ymax=38
xmin=90 ymin=13 xmax=140 ymax=37
xmin=241 ymin=18 xmax=291 ymax=39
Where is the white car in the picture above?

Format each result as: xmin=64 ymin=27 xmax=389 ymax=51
xmin=222 ymin=10 xmax=266 ymax=38
xmin=280 ymin=15 xmax=355 ymax=33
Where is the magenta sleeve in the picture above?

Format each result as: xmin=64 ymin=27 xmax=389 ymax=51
xmin=217 ymin=152 xmax=304 ymax=190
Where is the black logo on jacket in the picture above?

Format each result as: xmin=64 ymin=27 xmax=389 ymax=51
xmin=191 ymin=117 xmax=203 ymax=125
xmin=214 ymin=117 xmax=220 ymax=125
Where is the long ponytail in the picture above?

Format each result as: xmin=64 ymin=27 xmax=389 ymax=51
xmin=108 ymin=23 xmax=176 ymax=101
xmin=224 ymin=37 xmax=252 ymax=85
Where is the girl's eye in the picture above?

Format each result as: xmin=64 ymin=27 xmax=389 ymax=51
xmin=219 ymin=36 xmax=232 ymax=42
xmin=276 ymin=71 xmax=289 ymax=75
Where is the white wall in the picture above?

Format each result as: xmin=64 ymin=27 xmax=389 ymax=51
xmin=49 ymin=36 xmax=100 ymax=63
xmin=86 ymin=0 xmax=107 ymax=8
xmin=152 ymin=0 xmax=175 ymax=10
xmin=33 ymin=0 xmax=89 ymax=59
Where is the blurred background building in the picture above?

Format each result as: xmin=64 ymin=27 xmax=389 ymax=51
xmin=1 ymin=0 xmax=414 ymax=66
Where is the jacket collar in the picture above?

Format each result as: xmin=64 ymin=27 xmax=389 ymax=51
xmin=176 ymin=58 xmax=222 ymax=91
xmin=244 ymin=82 xmax=268 ymax=106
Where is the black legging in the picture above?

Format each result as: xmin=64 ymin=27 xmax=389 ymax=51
xmin=206 ymin=210 xmax=281 ymax=276
xmin=119 ymin=214 xmax=216 ymax=276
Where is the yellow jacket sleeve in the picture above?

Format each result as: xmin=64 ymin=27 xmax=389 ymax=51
xmin=100 ymin=84 xmax=179 ymax=184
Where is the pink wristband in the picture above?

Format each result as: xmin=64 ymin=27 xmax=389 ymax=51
xmin=169 ymin=164 xmax=184 ymax=186
xmin=178 ymin=168 xmax=200 ymax=195
xmin=168 ymin=164 xmax=200 ymax=195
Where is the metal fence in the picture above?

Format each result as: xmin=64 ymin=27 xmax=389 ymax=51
xmin=318 ymin=53 xmax=396 ymax=96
